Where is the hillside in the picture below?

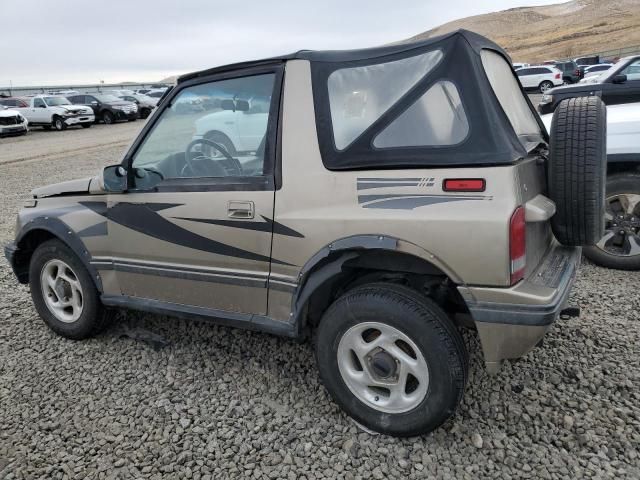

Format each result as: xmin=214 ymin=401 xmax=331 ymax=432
xmin=406 ymin=0 xmax=640 ymax=63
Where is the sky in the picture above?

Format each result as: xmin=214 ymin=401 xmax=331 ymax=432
xmin=1 ymin=0 xmax=568 ymax=87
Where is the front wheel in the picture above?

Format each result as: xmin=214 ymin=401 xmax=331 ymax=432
xmin=584 ymin=174 xmax=640 ymax=270
xmin=315 ymin=283 xmax=468 ymax=437
xmin=52 ymin=117 xmax=66 ymax=131
xmin=81 ymin=123 xmax=92 ymax=129
xmin=102 ymin=111 xmax=115 ymax=125
xmin=29 ymin=239 xmax=108 ymax=339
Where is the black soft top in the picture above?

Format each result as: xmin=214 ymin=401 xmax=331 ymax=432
xmin=180 ymin=30 xmax=547 ymax=170
xmin=179 ymin=30 xmax=508 ymax=82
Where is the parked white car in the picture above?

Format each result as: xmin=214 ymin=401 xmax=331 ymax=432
xmin=516 ymin=65 xmax=564 ymax=92
xmin=10 ymin=95 xmax=94 ymax=131
xmin=0 ymin=107 xmax=28 ymax=137
xmin=579 ymin=64 xmax=614 ymax=83
xmin=193 ymin=97 xmax=270 ymax=154
xmin=512 ymin=62 xmax=530 ymax=70
xmin=542 ymin=102 xmax=640 ymax=270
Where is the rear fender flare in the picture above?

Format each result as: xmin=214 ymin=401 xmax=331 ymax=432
xmin=290 ymin=234 xmax=461 ymax=327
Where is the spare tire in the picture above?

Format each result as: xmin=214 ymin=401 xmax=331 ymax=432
xmin=548 ymin=96 xmax=607 ymax=246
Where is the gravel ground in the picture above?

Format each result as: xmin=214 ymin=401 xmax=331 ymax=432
xmin=0 ymin=121 xmax=639 ymax=479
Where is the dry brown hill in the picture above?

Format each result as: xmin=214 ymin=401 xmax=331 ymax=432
xmin=407 ymin=0 xmax=640 ymax=63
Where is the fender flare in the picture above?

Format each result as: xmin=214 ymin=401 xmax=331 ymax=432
xmin=14 ymin=216 xmax=104 ymax=292
xmin=290 ymin=234 xmax=461 ymax=327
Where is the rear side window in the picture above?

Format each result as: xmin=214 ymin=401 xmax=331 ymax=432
xmin=481 ymin=50 xmax=542 ymax=147
xmin=373 ymin=81 xmax=468 ymax=148
xmin=327 ymin=49 xmax=443 ymax=150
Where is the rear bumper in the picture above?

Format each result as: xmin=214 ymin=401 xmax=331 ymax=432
xmin=458 ymin=242 xmax=581 ymax=373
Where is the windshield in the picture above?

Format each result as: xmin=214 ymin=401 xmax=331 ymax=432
xmin=44 ymin=97 xmax=71 ymax=106
xmin=94 ymin=95 xmax=122 ymax=103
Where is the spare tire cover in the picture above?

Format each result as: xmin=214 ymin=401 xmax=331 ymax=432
xmin=548 ymin=96 xmax=607 ymax=246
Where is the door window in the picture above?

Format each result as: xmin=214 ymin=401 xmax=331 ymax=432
xmin=130 ymin=73 xmax=276 ymax=187
xmin=33 ymin=98 xmax=45 ymax=108
xmin=620 ymin=60 xmax=640 ymax=81
xmin=373 ymin=81 xmax=469 ymax=148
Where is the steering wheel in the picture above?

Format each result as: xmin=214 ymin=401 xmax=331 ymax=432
xmin=183 ymin=138 xmax=243 ymax=177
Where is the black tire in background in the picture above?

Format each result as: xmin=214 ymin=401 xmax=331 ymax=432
xmin=584 ymin=173 xmax=640 ymax=270
xmin=548 ymin=96 xmax=607 ymax=246
xmin=29 ymin=239 xmax=108 ymax=339
xmin=315 ymin=283 xmax=468 ymax=437
xmin=52 ymin=116 xmax=67 ymax=131
xmin=102 ymin=111 xmax=115 ymax=125
xmin=81 ymin=123 xmax=92 ymax=129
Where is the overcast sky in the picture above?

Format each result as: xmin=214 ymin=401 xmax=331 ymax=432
xmin=2 ymin=0 xmax=567 ymax=87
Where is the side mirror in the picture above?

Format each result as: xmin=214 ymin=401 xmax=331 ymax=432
xmin=220 ymin=99 xmax=236 ymax=111
xmin=235 ymin=99 xmax=250 ymax=112
xmin=612 ymin=74 xmax=627 ymax=84
xmin=39 ymin=104 xmax=47 ymax=108
xmin=102 ymin=164 xmax=127 ymax=192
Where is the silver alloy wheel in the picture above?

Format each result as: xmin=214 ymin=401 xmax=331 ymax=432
xmin=40 ymin=259 xmax=84 ymax=323
xmin=337 ymin=322 xmax=429 ymax=414
xmin=540 ymin=81 xmax=553 ymax=92
xmin=597 ymin=193 xmax=640 ymax=257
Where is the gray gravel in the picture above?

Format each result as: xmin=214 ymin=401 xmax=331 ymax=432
xmin=1 ymin=123 xmax=639 ymax=479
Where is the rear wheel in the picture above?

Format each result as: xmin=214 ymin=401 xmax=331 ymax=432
xmin=52 ymin=116 xmax=66 ymax=131
xmin=584 ymin=174 xmax=640 ymax=270
xmin=315 ymin=283 xmax=468 ymax=437
xmin=539 ymin=80 xmax=554 ymax=93
xmin=547 ymin=96 xmax=607 ymax=246
xmin=29 ymin=239 xmax=107 ymax=339
xmin=102 ymin=111 xmax=115 ymax=125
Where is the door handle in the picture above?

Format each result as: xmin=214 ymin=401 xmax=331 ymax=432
xmin=227 ymin=200 xmax=254 ymax=219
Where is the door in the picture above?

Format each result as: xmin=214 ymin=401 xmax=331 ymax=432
xmin=32 ymin=97 xmax=49 ymax=123
xmin=105 ymin=68 xmax=282 ymax=315
xmin=602 ymin=59 xmax=640 ymax=106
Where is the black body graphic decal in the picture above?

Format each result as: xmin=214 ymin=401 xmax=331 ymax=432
xmin=173 ymin=215 xmax=305 ymax=238
xmin=357 ymin=177 xmax=435 ymax=191
xmin=77 ymin=221 xmax=108 ymax=238
xmin=80 ymin=201 xmax=293 ymax=265
xmin=358 ymin=193 xmax=491 ymax=209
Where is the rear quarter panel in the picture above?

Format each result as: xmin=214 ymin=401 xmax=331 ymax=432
xmin=272 ymin=60 xmax=537 ymax=296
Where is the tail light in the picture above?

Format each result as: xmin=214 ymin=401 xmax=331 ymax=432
xmin=555 ymin=73 xmax=561 ymax=79
xmin=509 ymin=206 xmax=526 ymax=285
xmin=443 ymin=178 xmax=485 ymax=192
xmin=574 ymin=69 xmax=581 ymax=76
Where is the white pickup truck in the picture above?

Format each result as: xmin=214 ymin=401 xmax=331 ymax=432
xmin=12 ymin=95 xmax=94 ymax=131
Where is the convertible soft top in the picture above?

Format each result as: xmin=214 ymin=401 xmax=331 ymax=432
xmin=180 ymin=30 xmax=547 ymax=170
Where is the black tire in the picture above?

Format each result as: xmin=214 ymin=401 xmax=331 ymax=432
xmin=548 ymin=96 xmax=607 ymax=246
xmin=539 ymin=80 xmax=554 ymax=93
xmin=29 ymin=239 xmax=108 ymax=339
xmin=102 ymin=110 xmax=115 ymax=125
xmin=140 ymin=108 xmax=151 ymax=119
xmin=52 ymin=116 xmax=67 ymax=131
xmin=81 ymin=123 xmax=92 ymax=129
xmin=42 ymin=125 xmax=52 ymax=131
xmin=584 ymin=173 xmax=640 ymax=270
xmin=315 ymin=283 xmax=468 ymax=437
xmin=128 ymin=117 xmax=137 ymax=122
